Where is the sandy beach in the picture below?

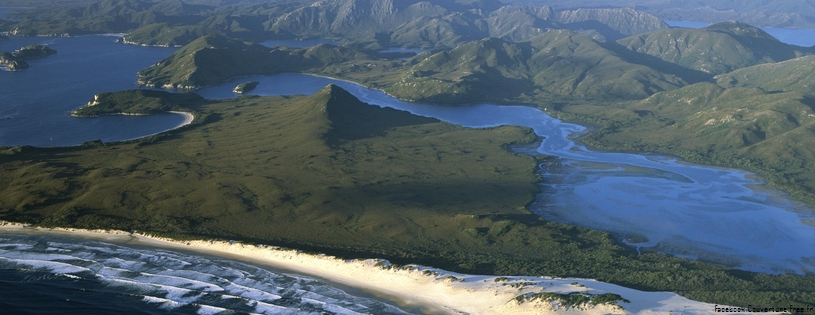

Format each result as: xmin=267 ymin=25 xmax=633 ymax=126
xmin=169 ymin=110 xmax=194 ymax=128
xmin=0 ymin=221 xmax=779 ymax=315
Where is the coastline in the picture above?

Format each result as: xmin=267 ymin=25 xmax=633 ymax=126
xmin=0 ymin=221 xmax=766 ymax=315
xmin=169 ymin=110 xmax=194 ymax=128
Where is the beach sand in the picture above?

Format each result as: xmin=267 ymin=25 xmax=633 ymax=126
xmin=169 ymin=110 xmax=194 ymax=127
xmin=0 ymin=221 xmax=776 ymax=315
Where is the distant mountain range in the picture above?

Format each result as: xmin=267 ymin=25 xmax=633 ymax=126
xmin=2 ymin=0 xmax=669 ymax=47
xmin=502 ymin=0 xmax=815 ymax=28
xmin=139 ymin=20 xmax=813 ymax=104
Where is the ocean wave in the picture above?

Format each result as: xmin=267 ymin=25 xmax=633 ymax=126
xmin=0 ymin=234 xmax=412 ymax=314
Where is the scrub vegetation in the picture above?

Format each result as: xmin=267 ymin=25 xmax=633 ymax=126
xmin=1 ymin=87 xmax=814 ymax=308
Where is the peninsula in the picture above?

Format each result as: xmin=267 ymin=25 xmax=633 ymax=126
xmin=0 ymin=44 xmax=57 ymax=70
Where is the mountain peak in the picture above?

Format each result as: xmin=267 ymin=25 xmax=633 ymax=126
xmin=309 ymin=84 xmax=438 ymax=146
xmin=314 ymin=84 xmax=358 ymax=103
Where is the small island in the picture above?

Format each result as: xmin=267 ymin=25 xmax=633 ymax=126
xmin=233 ymin=81 xmax=259 ymax=94
xmin=0 ymin=44 xmax=57 ymax=71
xmin=0 ymin=52 xmax=28 ymax=70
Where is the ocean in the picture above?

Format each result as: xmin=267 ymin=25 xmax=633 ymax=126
xmin=0 ymin=233 xmax=414 ymax=314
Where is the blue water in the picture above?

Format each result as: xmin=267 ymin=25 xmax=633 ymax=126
xmin=666 ymin=20 xmax=815 ymax=47
xmin=0 ymin=35 xmax=187 ymax=147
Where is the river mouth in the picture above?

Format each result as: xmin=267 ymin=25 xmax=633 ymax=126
xmin=194 ymin=73 xmax=815 ymax=275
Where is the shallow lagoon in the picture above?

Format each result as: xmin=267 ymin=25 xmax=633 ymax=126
xmin=197 ymin=74 xmax=815 ymax=274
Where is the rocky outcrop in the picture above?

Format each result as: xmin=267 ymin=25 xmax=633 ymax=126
xmin=0 ymin=44 xmax=57 ymax=71
xmin=233 ymin=81 xmax=259 ymax=94
xmin=0 ymin=52 xmax=29 ymax=71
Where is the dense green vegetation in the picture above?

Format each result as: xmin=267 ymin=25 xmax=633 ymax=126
xmin=1 ymin=87 xmax=814 ymax=308
xmin=72 ymin=89 xmax=206 ymax=116
xmin=514 ymin=292 xmax=630 ymax=309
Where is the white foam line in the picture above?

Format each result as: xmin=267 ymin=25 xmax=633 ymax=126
xmin=0 ymin=222 xmax=786 ymax=315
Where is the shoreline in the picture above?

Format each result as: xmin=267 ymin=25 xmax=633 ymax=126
xmin=168 ymin=110 xmax=194 ymax=128
xmin=0 ymin=221 xmax=767 ymax=315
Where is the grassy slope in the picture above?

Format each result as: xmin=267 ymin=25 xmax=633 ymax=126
xmin=1 ymin=87 xmax=814 ymax=307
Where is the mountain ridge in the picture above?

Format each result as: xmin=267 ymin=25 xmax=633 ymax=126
xmin=616 ymin=20 xmax=813 ymax=75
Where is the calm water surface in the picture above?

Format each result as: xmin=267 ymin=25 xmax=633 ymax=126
xmin=0 ymin=35 xmax=187 ymax=147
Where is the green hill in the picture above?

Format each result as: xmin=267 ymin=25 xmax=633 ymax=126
xmin=387 ymin=30 xmax=689 ymax=103
xmin=617 ymin=21 xmax=812 ymax=75
xmin=137 ymin=34 xmax=382 ymax=88
xmin=715 ymin=55 xmax=815 ymax=95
